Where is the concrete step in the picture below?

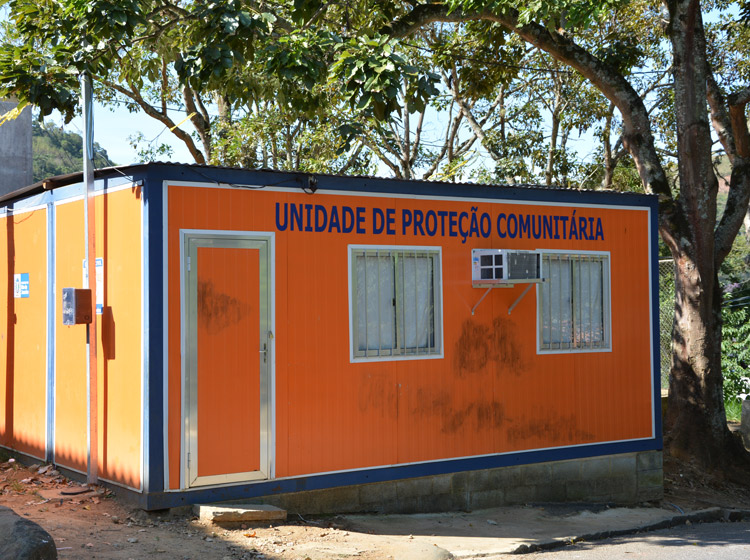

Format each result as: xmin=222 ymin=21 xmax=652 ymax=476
xmin=194 ymin=503 xmax=287 ymax=524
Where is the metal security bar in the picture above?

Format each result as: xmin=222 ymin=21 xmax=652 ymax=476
xmin=540 ymin=253 xmax=610 ymax=351
xmin=352 ymin=248 xmax=441 ymax=359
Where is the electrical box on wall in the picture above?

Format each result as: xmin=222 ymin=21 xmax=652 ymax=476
xmin=62 ymin=288 xmax=92 ymax=325
xmin=471 ymin=249 xmax=543 ymax=287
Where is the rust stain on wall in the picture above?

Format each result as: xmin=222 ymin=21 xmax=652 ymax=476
xmin=455 ymin=316 xmax=525 ymax=375
xmin=409 ymin=388 xmax=451 ymax=419
xmin=198 ymin=280 xmax=250 ymax=333
xmin=505 ymin=414 xmax=593 ymax=446
xmin=455 ymin=321 xmax=491 ymax=372
xmin=489 ymin=316 xmax=524 ymax=373
xmin=357 ymin=371 xmax=398 ymax=415
xmin=441 ymin=401 xmax=505 ymax=434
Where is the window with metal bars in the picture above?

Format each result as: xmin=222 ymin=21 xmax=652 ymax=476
xmin=539 ymin=253 xmax=611 ymax=351
xmin=350 ymin=247 xmax=442 ymax=360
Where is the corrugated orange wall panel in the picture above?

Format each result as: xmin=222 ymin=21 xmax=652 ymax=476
xmin=196 ymin=247 xmax=260 ymax=476
xmin=1 ymin=186 xmax=141 ymax=488
xmin=167 ymin=185 xmax=655 ymax=485
xmin=95 ymin=187 xmax=142 ymax=489
xmin=0 ymin=208 xmax=47 ymax=458
xmin=54 ymin=200 xmax=88 ymax=472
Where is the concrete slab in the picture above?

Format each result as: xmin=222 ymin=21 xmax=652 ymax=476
xmin=37 ymin=487 xmax=94 ymax=501
xmin=340 ymin=504 xmax=688 ymax=558
xmin=195 ymin=503 xmax=287 ymax=524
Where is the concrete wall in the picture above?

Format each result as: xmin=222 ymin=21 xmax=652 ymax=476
xmin=251 ymin=451 xmax=663 ymax=515
xmin=0 ymin=100 xmax=33 ymax=197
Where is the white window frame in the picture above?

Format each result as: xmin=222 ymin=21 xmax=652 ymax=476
xmin=537 ymin=250 xmax=612 ymax=354
xmin=348 ymin=245 xmax=444 ymax=362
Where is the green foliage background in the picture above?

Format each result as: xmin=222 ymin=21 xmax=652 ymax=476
xmin=32 ymin=120 xmax=116 ymax=182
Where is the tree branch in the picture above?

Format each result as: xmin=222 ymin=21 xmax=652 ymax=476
xmin=422 ymin=102 xmax=467 ymax=179
xmin=182 ymin=85 xmax=211 ymax=160
xmin=410 ymin=108 xmax=426 ymax=167
xmin=387 ymin=2 xmax=676 ymax=229
xmin=99 ymin=77 xmax=206 ymax=164
xmin=445 ymin=67 xmax=501 ymax=162
xmin=339 ymin=140 xmax=366 ymax=175
xmin=716 ymin=86 xmax=750 ymax=264
xmin=363 ymin=135 xmax=402 ymax=177
xmin=707 ymin=73 xmax=736 ymax=163
xmin=728 ymin=86 xmax=750 ymax=158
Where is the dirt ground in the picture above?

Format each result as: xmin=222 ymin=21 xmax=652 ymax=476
xmin=2 ymin=450 xmax=750 ymax=560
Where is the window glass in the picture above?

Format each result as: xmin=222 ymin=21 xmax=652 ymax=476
xmin=352 ymin=248 xmax=441 ymax=359
xmin=540 ymin=253 xmax=610 ymax=351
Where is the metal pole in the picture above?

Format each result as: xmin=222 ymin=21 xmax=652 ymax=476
xmin=81 ymin=70 xmax=98 ymax=485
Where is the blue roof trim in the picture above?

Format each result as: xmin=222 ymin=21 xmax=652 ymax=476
xmin=650 ymin=204 xmax=663 ymax=448
xmin=1 ymin=163 xmax=658 ymax=212
xmin=140 ymin=438 xmax=660 ymax=510
xmin=136 ymin=163 xmax=657 ymax=209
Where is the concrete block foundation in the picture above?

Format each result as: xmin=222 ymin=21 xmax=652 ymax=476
xmin=245 ymin=450 xmax=663 ymax=515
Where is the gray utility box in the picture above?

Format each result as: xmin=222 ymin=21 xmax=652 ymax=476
xmin=62 ymin=288 xmax=92 ymax=325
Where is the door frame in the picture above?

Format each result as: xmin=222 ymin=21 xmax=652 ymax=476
xmin=179 ymin=229 xmax=275 ymax=489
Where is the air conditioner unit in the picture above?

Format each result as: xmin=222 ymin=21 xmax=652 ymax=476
xmin=471 ymin=249 xmax=543 ymax=287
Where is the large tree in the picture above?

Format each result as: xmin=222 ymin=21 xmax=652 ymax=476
xmin=388 ymin=0 xmax=750 ymax=470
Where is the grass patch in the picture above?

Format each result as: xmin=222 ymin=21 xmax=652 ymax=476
xmin=726 ymin=399 xmax=743 ymax=422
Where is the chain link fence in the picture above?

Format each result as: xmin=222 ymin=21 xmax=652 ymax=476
xmin=659 ymin=259 xmax=675 ymax=391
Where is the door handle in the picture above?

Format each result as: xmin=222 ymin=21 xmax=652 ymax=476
xmin=260 ymin=331 xmax=273 ymax=364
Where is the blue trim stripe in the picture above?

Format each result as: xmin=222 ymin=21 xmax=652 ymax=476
xmin=142 ymin=174 xmax=164 ymax=494
xmin=141 ymin=438 xmax=658 ymax=510
xmin=650 ymin=201 xmax=663 ymax=448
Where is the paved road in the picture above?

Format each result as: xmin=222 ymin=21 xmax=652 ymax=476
xmin=522 ymin=520 xmax=750 ymax=559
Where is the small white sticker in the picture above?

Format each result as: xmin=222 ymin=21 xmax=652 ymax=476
xmin=13 ymin=273 xmax=29 ymax=298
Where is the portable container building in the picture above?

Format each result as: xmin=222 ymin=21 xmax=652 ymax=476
xmin=0 ymin=164 xmax=662 ymax=510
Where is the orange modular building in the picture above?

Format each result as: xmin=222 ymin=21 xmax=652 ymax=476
xmin=0 ymin=164 xmax=661 ymax=509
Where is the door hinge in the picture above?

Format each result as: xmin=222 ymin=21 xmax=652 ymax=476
xmin=187 ymin=256 xmax=191 ymax=271
xmin=187 ymin=452 xmax=191 ymax=469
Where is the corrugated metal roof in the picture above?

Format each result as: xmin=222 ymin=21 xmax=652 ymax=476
xmin=0 ymin=161 xmax=653 ymax=207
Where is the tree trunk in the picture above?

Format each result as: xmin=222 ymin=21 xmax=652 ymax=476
xmin=666 ymin=257 xmax=735 ymax=466
xmin=662 ymin=0 xmax=748 ymax=472
xmin=214 ymin=93 xmax=231 ymax=165
xmin=545 ymin=71 xmax=562 ymax=186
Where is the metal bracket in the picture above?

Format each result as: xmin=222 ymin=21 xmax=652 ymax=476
xmin=471 ymin=287 xmax=493 ymax=316
xmin=470 ymin=284 xmax=513 ymax=315
xmin=471 ymin=281 xmax=542 ymax=316
xmin=508 ymin=283 xmax=535 ymax=315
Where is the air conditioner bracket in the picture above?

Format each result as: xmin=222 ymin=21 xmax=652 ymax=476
xmin=470 ymin=279 xmax=543 ymax=316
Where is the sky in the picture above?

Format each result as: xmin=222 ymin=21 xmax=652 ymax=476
xmin=47 ymin=102 xmax=195 ymax=166
xmin=45 ymin=96 xmax=600 ymax=180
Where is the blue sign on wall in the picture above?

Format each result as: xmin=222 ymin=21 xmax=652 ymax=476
xmin=14 ymin=273 xmax=29 ymax=298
